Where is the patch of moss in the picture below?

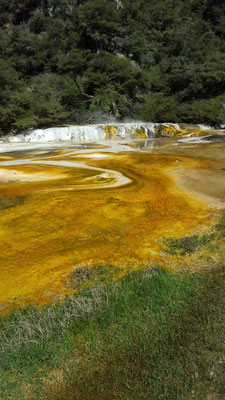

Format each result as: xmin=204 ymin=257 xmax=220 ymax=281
xmin=164 ymin=233 xmax=215 ymax=255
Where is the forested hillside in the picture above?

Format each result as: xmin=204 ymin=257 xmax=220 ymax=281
xmin=0 ymin=0 xmax=225 ymax=135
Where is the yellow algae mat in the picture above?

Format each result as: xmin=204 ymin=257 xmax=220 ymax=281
xmin=0 ymin=147 xmax=224 ymax=313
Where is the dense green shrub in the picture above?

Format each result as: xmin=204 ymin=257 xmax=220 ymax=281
xmin=0 ymin=0 xmax=225 ymax=134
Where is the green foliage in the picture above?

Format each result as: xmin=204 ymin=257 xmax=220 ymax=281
xmin=137 ymin=93 xmax=179 ymax=122
xmin=164 ymin=233 xmax=215 ymax=255
xmin=188 ymin=95 xmax=225 ymax=126
xmin=28 ymin=73 xmax=70 ymax=126
xmin=0 ymin=0 xmax=225 ymax=134
xmin=13 ymin=110 xmax=38 ymax=130
xmin=90 ymin=85 xmax=129 ymax=118
xmin=29 ymin=9 xmax=47 ymax=34
xmin=0 ymin=59 xmax=36 ymax=131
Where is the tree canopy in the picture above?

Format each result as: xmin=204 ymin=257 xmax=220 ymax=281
xmin=0 ymin=0 xmax=225 ymax=135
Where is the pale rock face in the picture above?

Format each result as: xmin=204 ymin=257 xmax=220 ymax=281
xmin=198 ymin=124 xmax=213 ymax=130
xmin=8 ymin=126 xmax=106 ymax=143
xmin=7 ymin=123 xmax=156 ymax=143
xmin=7 ymin=122 xmax=218 ymax=144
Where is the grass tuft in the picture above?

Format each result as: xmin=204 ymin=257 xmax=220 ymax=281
xmin=164 ymin=214 xmax=225 ymax=256
xmin=216 ymin=214 xmax=225 ymax=236
xmin=164 ymin=233 xmax=214 ymax=255
xmin=66 ymin=263 xmax=116 ymax=288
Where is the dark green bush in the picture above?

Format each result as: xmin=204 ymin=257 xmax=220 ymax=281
xmin=1 ymin=0 xmax=225 ymax=134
